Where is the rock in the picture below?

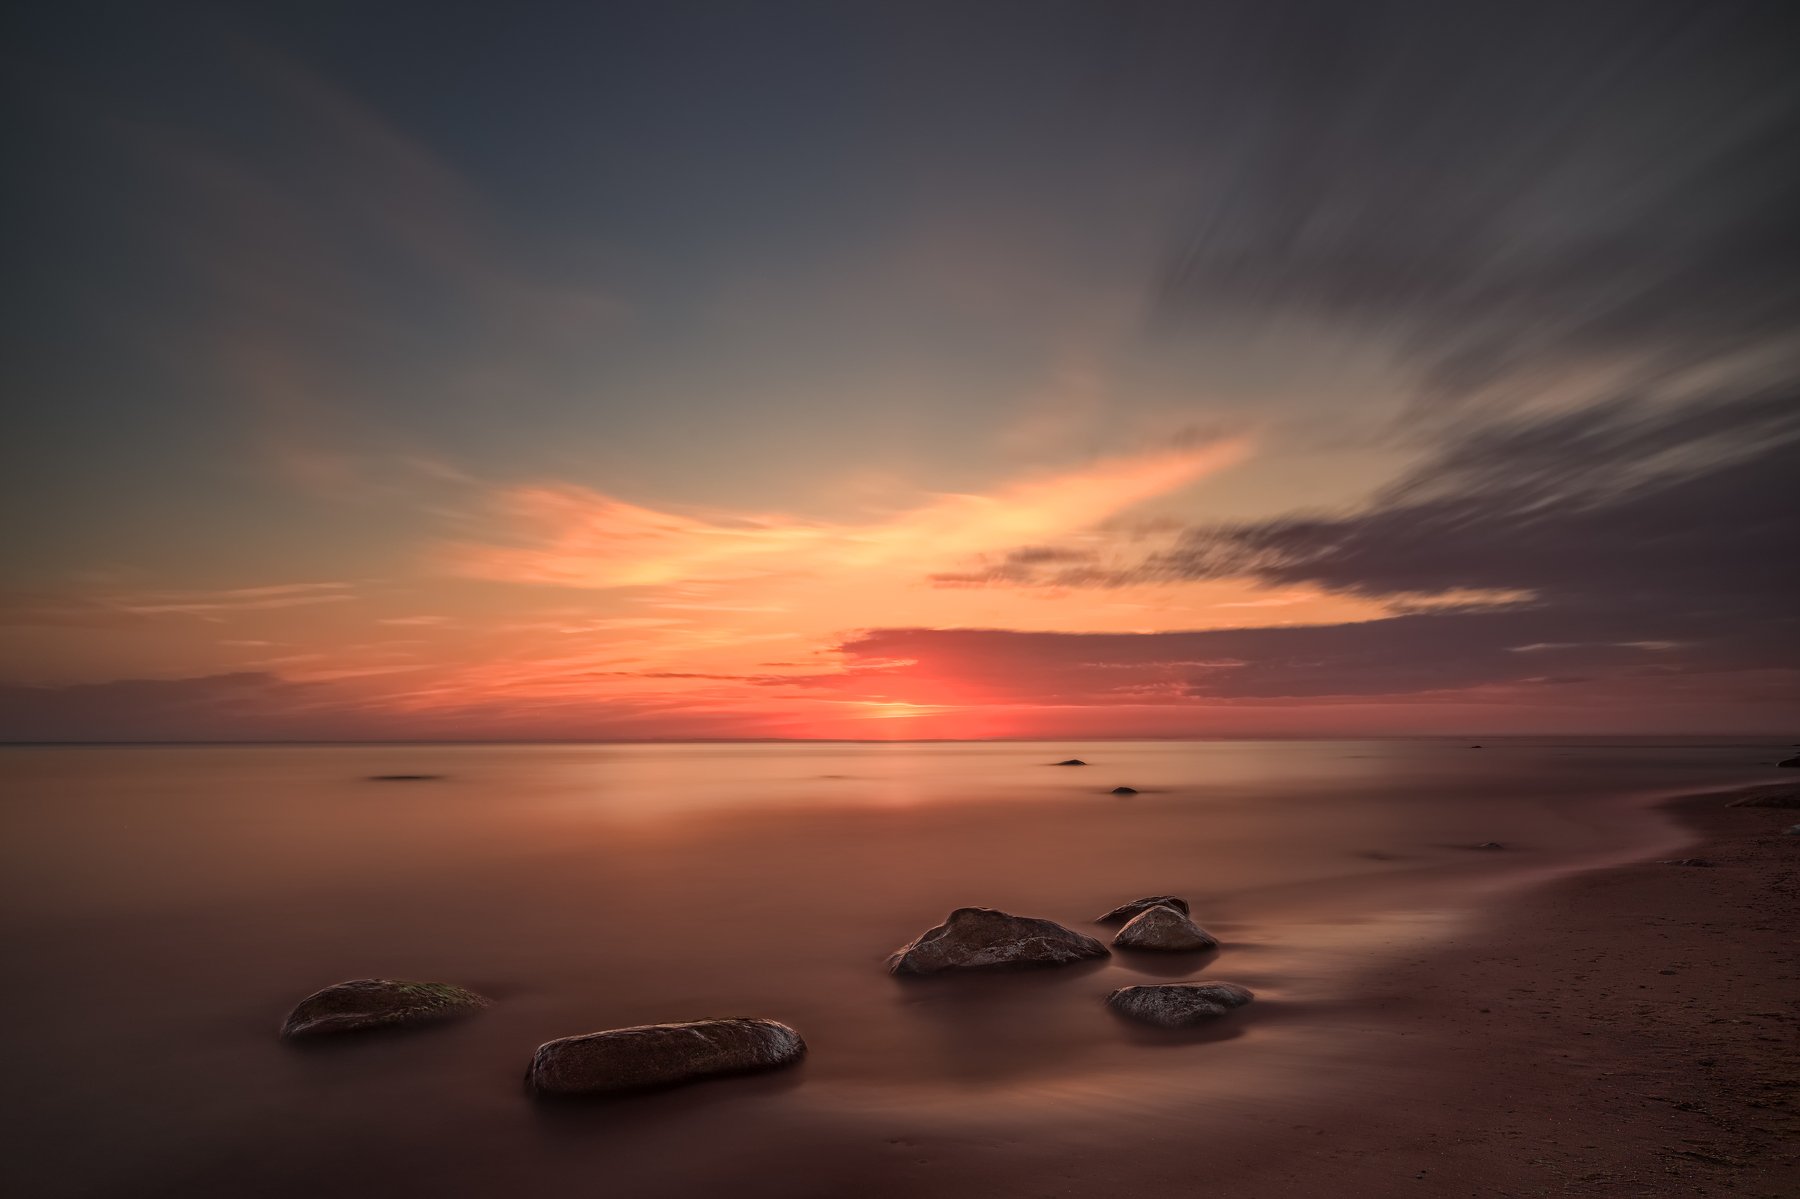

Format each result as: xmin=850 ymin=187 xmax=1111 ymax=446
xmin=1659 ymin=857 xmax=1714 ymax=867
xmin=367 ymin=774 xmax=442 ymax=781
xmin=1107 ymin=982 xmax=1254 ymax=1028
xmin=1474 ymin=841 xmax=1506 ymax=850
xmin=1112 ymin=904 xmax=1219 ymax=952
xmin=888 ymin=907 xmax=1109 ymax=974
xmin=1095 ymin=895 xmax=1190 ymax=923
xmin=1111 ymin=786 xmax=1139 ymax=795
xmin=1053 ymin=759 xmax=1087 ymax=766
xmin=1469 ymin=744 xmax=1483 ymax=749
xmin=280 ymin=978 xmax=488 ymax=1039
xmin=1781 ymin=756 xmax=1800 ymax=768
xmin=527 ymin=1018 xmax=804 ymax=1096
xmin=1786 ymin=824 xmax=1800 ymax=836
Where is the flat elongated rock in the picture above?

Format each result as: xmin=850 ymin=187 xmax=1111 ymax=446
xmin=1053 ymin=759 xmax=1087 ymax=766
xmin=527 ymin=1018 xmax=804 ymax=1096
xmin=1112 ymin=904 xmax=1219 ymax=951
xmin=1107 ymin=982 xmax=1254 ymax=1028
xmin=888 ymin=907 xmax=1109 ymax=974
xmin=1095 ymin=895 xmax=1190 ymax=923
xmin=281 ymin=978 xmax=488 ymax=1039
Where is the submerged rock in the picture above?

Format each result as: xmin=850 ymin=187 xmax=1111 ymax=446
xmin=1053 ymin=759 xmax=1088 ymax=766
xmin=1660 ymin=857 xmax=1714 ymax=867
xmin=1111 ymin=786 xmax=1139 ymax=795
xmin=1107 ymin=982 xmax=1255 ymax=1028
xmin=1780 ymin=756 xmax=1799 ymax=768
xmin=1474 ymin=841 xmax=1506 ymax=850
xmin=528 ymin=1018 xmax=804 ymax=1096
xmin=366 ymin=774 xmax=442 ymax=781
xmin=1112 ymin=904 xmax=1219 ymax=952
xmin=888 ymin=907 xmax=1109 ymax=974
xmin=1095 ymin=895 xmax=1190 ymax=923
xmin=281 ymin=978 xmax=488 ymax=1039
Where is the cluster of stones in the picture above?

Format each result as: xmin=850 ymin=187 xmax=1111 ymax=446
xmin=887 ymin=896 xmax=1254 ymax=1030
xmin=279 ymin=894 xmax=1248 ymax=1099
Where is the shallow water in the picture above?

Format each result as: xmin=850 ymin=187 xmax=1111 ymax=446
xmin=0 ymin=738 xmax=1786 ymax=1198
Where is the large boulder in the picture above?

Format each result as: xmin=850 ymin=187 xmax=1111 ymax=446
xmin=528 ymin=1018 xmax=804 ymax=1096
xmin=1107 ymin=982 xmax=1254 ymax=1028
xmin=1112 ymin=904 xmax=1219 ymax=951
xmin=888 ymin=907 xmax=1109 ymax=974
xmin=280 ymin=978 xmax=488 ymax=1039
xmin=1095 ymin=895 xmax=1189 ymax=923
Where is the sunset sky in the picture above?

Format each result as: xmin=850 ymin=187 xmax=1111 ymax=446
xmin=4 ymin=0 xmax=1796 ymax=739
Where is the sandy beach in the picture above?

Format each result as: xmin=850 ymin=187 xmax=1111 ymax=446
xmin=1194 ymin=780 xmax=1800 ymax=1198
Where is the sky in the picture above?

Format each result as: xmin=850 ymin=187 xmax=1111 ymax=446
xmin=2 ymin=0 xmax=1796 ymax=740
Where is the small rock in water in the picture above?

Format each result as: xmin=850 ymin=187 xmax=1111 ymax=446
xmin=1779 ymin=756 xmax=1799 ymax=768
xmin=1659 ymin=857 xmax=1713 ymax=867
xmin=888 ymin=907 xmax=1109 ymax=974
xmin=1111 ymin=786 xmax=1139 ymax=795
xmin=366 ymin=774 xmax=442 ymax=781
xmin=1111 ymin=904 xmax=1219 ymax=952
xmin=527 ymin=1018 xmax=804 ymax=1096
xmin=281 ymin=978 xmax=488 ymax=1039
xmin=1785 ymin=824 xmax=1800 ymax=835
xmin=1053 ymin=759 xmax=1087 ymax=766
xmin=1474 ymin=841 xmax=1506 ymax=850
xmin=1469 ymin=744 xmax=1483 ymax=749
xmin=1095 ymin=895 xmax=1190 ymax=923
xmin=1107 ymin=982 xmax=1254 ymax=1028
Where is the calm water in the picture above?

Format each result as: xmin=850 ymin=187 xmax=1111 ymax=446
xmin=0 ymin=738 xmax=1785 ymax=1198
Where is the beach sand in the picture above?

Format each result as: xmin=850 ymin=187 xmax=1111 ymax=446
xmin=1191 ymin=781 xmax=1800 ymax=1197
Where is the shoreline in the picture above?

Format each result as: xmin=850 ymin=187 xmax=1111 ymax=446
xmin=1198 ymin=778 xmax=1800 ymax=1197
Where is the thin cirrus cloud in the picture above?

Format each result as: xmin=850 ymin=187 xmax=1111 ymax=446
xmin=440 ymin=438 xmax=1252 ymax=591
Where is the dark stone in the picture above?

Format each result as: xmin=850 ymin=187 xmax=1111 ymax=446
xmin=1779 ymin=756 xmax=1799 ymax=768
xmin=367 ymin=774 xmax=442 ymax=781
xmin=1659 ymin=858 xmax=1714 ymax=867
xmin=1469 ymin=744 xmax=1483 ymax=749
xmin=888 ymin=907 xmax=1109 ymax=974
xmin=281 ymin=978 xmax=488 ymax=1039
xmin=1053 ymin=759 xmax=1087 ymax=766
xmin=1474 ymin=841 xmax=1506 ymax=850
xmin=527 ymin=1018 xmax=804 ymax=1096
xmin=1095 ymin=895 xmax=1190 ymax=923
xmin=1107 ymin=982 xmax=1255 ymax=1028
xmin=1111 ymin=786 xmax=1139 ymax=795
xmin=1111 ymin=904 xmax=1219 ymax=952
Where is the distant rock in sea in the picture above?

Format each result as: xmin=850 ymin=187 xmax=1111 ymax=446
xmin=888 ymin=907 xmax=1109 ymax=974
xmin=1107 ymin=982 xmax=1254 ymax=1028
xmin=527 ymin=1018 xmax=804 ymax=1096
xmin=1779 ymin=756 xmax=1799 ymax=768
xmin=1053 ymin=759 xmax=1087 ymax=766
xmin=366 ymin=774 xmax=442 ymax=781
xmin=1470 ymin=744 xmax=1483 ymax=749
xmin=1095 ymin=895 xmax=1190 ymax=923
xmin=1474 ymin=841 xmax=1506 ymax=850
xmin=1111 ymin=786 xmax=1139 ymax=795
xmin=1111 ymin=904 xmax=1219 ymax=952
xmin=1659 ymin=857 xmax=1714 ymax=867
xmin=281 ymin=978 xmax=488 ymax=1039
